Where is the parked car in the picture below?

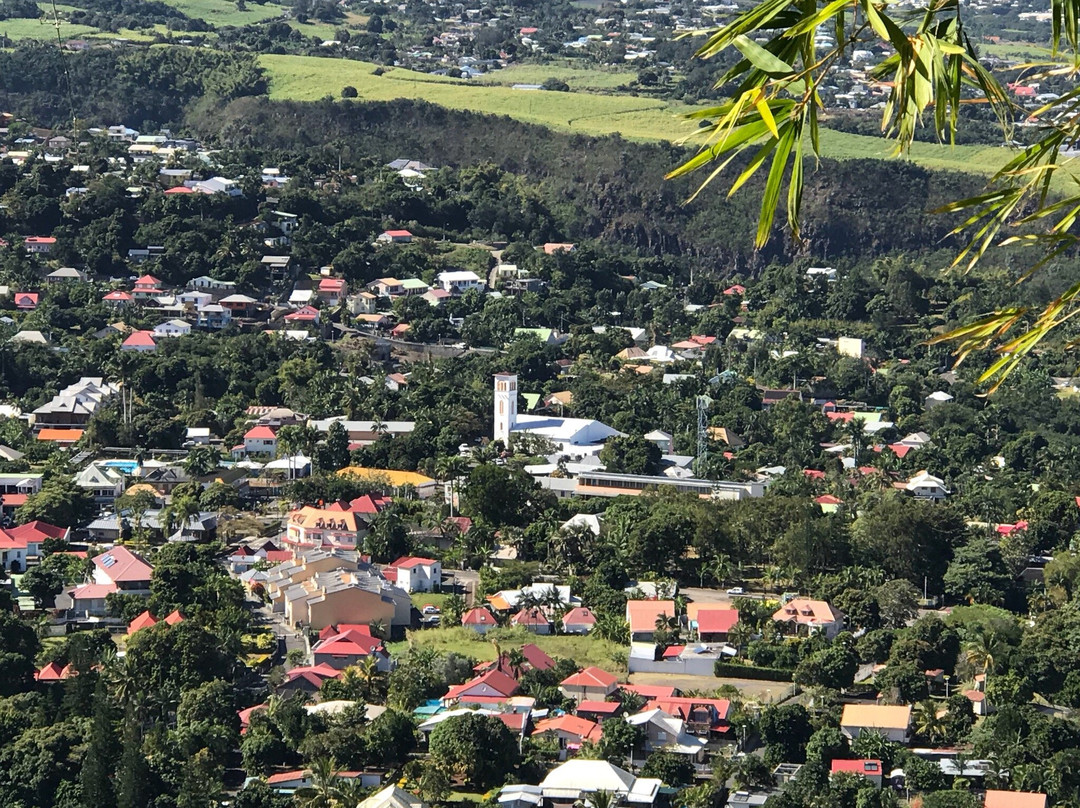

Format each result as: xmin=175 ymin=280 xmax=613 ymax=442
xmin=726 ymin=587 xmax=746 ymax=596
xmin=422 ymin=605 xmax=441 ymax=615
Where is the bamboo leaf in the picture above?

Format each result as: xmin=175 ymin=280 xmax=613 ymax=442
xmin=733 ymin=34 xmax=796 ymax=76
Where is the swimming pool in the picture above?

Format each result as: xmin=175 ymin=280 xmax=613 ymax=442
xmin=103 ymin=460 xmax=139 ymax=474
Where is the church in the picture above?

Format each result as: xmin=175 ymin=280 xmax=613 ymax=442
xmin=494 ymin=372 xmax=620 ymax=457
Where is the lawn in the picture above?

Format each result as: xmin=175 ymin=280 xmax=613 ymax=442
xmin=387 ymin=625 xmax=628 ymax=673
xmin=260 ymin=53 xmax=1021 ymax=178
xmin=980 ymin=40 xmax=1049 ymax=60
xmin=0 ymin=16 xmax=98 ymax=39
xmin=410 ymin=591 xmax=454 ymax=611
xmin=476 ymin=61 xmax=638 ymax=91
xmin=162 ymin=0 xmax=286 ymax=27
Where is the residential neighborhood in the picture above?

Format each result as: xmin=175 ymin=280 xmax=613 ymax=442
xmin=0 ymin=5 xmax=1076 ymax=802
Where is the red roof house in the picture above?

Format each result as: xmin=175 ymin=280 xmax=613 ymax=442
xmin=560 ymin=666 xmax=619 ymax=701
xmin=830 ymin=759 xmax=884 ymax=786
xmin=442 ymin=669 xmax=519 ymax=705
xmin=645 ymin=697 xmax=731 ymax=734
xmin=695 ymin=607 xmax=740 ymax=641
xmin=312 ymin=628 xmax=388 ymax=670
xmin=14 ymin=292 xmax=38 ymax=310
xmin=531 ymin=714 xmax=603 ymax=748
xmin=562 ymin=606 xmax=598 ymax=634
xmin=511 ymin=607 xmax=552 ymax=634
xmin=984 ymin=791 xmax=1047 ymax=808
xmin=127 ymin=610 xmax=158 ymax=634
xmin=461 ymin=607 xmax=497 ymax=633
xmin=92 ymin=546 xmax=153 ymax=590
xmin=35 ymin=661 xmax=75 ymax=681
xmin=120 ymin=330 xmax=157 ymax=352
xmin=103 ymin=290 xmax=134 ymax=306
xmin=284 ymin=305 xmax=320 ymax=324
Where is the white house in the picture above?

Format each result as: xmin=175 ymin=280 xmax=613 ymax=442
xmin=644 ymin=429 xmax=673 ymax=453
xmin=840 ymin=704 xmax=912 ymax=744
xmin=905 ymin=471 xmax=949 ymax=501
xmin=75 ymin=462 xmax=126 ymax=503
xmin=243 ymin=426 xmax=278 ymax=455
xmin=185 ymin=427 xmax=211 ymax=446
xmin=924 ymin=390 xmax=954 ymax=410
xmin=153 ymin=319 xmax=192 ymax=338
xmin=197 ymin=304 xmax=231 ymax=330
xmin=436 ymin=270 xmax=485 ymax=294
xmin=178 ymin=290 xmax=214 ymax=309
xmin=385 ymin=556 xmax=441 ymax=593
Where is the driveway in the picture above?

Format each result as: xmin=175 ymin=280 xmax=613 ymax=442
xmin=251 ymin=598 xmax=308 ymax=663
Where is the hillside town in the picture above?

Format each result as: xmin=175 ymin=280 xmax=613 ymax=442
xmin=2 ymin=0 xmax=1080 ymax=799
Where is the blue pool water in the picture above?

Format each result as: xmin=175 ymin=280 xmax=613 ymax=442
xmin=103 ymin=460 xmax=139 ymax=474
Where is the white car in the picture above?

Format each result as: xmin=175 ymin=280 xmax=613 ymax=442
xmin=422 ymin=605 xmax=441 ymax=615
xmin=726 ymin=587 xmax=746 ymax=596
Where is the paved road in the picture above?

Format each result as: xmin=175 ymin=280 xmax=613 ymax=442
xmin=251 ymin=598 xmax=308 ymax=664
xmin=681 ymin=586 xmax=767 ymax=604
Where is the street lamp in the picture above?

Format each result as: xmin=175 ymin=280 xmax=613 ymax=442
xmin=944 ymin=674 xmax=951 ymax=698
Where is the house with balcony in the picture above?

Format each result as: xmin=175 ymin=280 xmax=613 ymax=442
xmin=369 ymin=278 xmax=404 ymax=298
xmin=317 ymin=278 xmax=347 ymax=306
xmin=626 ymin=708 xmax=708 ymax=764
xmin=197 ymin=304 xmax=232 ymax=330
xmin=132 ymin=274 xmax=163 ymax=300
xmin=25 ymin=236 xmax=56 ymax=254
xmin=153 ymin=319 xmax=192 ymax=338
xmin=436 ymin=270 xmax=484 ymax=294
xmin=31 ymin=378 xmax=119 ymax=432
xmin=383 ymin=556 xmax=441 ymax=593
xmin=643 ymin=696 xmax=731 ymax=738
xmin=75 ymin=462 xmax=126 ymax=504
xmin=219 ymin=294 xmax=259 ymax=317
xmin=242 ymin=425 xmax=278 ymax=456
xmin=904 ymin=471 xmax=949 ymax=501
xmin=284 ymin=506 xmax=365 ymax=549
xmin=560 ymin=666 xmax=619 ymax=702
xmin=281 ymin=567 xmax=410 ymax=630
xmin=772 ymin=598 xmax=845 ymax=639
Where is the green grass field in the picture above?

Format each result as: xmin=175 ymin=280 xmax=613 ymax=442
xmin=164 ymin=0 xmax=285 ymax=27
xmin=387 ymin=625 xmax=628 ymax=673
xmin=0 ymin=16 xmax=98 ymax=39
xmin=980 ymin=41 xmax=1048 ymax=60
xmin=476 ymin=61 xmax=638 ymax=91
xmin=260 ymin=53 xmax=1020 ymax=177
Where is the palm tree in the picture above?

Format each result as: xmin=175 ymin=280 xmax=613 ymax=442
xmin=728 ymin=621 xmax=753 ymax=651
xmin=435 ymin=455 xmax=469 ymax=518
xmin=507 ymin=648 xmax=527 ymax=679
xmin=583 ymin=790 xmax=617 ymax=808
xmin=106 ymin=653 xmax=141 ymax=709
xmin=964 ymin=627 xmax=1004 ymax=676
xmin=161 ymin=495 xmax=200 ymax=538
xmin=913 ymin=700 xmax=945 ymax=743
xmin=296 ymin=757 xmax=343 ymax=808
xmin=710 ymin=552 xmax=732 ymax=588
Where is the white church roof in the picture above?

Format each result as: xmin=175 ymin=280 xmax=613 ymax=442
xmin=512 ymin=414 xmax=620 ymax=446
